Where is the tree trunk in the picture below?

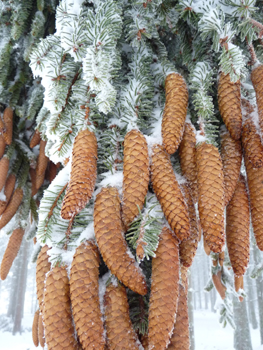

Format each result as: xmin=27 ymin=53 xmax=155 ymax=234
xmin=233 ymin=296 xmax=253 ymax=350
xmin=245 ymin=272 xmax=258 ymax=329
xmin=188 ymin=269 xmax=195 ymax=350
xmin=7 ymin=247 xmax=22 ymax=319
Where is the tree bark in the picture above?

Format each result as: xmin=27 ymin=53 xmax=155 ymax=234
xmin=245 ymin=273 xmax=258 ymax=329
xmin=233 ymin=296 xmax=253 ymax=350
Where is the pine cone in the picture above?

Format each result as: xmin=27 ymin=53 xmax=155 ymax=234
xmin=220 ymin=128 xmax=242 ymax=205
xmin=179 ymin=183 xmax=199 ymax=268
xmin=36 ymin=245 xmax=51 ymax=316
xmin=242 ymin=116 xmax=263 ymax=168
xmin=104 ymin=282 xmax=140 ymax=350
xmin=3 ymin=107 xmax=13 ymax=145
xmin=0 ymin=156 xmax=10 ymax=191
xmin=234 ymin=275 xmax=243 ymax=293
xmin=148 ymin=227 xmax=179 ymax=350
xmin=61 ymin=129 xmax=97 ymax=220
xmin=32 ymin=309 xmax=39 ymax=347
xmin=203 ymin=238 xmax=210 ymax=256
xmin=151 ymin=144 xmax=190 ymax=241
xmin=251 ymin=65 xmax=263 ymax=134
xmin=179 ymin=122 xmax=198 ymax=202
xmin=38 ymin=314 xmax=45 ymax=348
xmin=0 ymin=135 xmax=5 ymax=158
xmin=43 ymin=265 xmax=79 ymax=350
xmin=218 ymin=72 xmax=242 ymax=140
xmin=30 ymin=130 xmax=41 ymax=148
xmin=162 ymin=73 xmax=188 ymax=154
xmin=35 ymin=140 xmax=49 ymax=190
xmin=0 ymin=173 xmax=17 ymax=216
xmin=0 ymin=188 xmax=23 ymax=230
xmin=94 ymin=187 xmax=147 ymax=295
xmin=46 ymin=161 xmax=58 ymax=183
xmin=140 ymin=335 xmax=149 ymax=350
xmin=30 ymin=168 xmax=38 ymax=197
xmin=122 ymin=129 xmax=149 ymax=230
xmin=70 ymin=241 xmax=105 ymax=350
xmin=219 ymin=251 xmax=225 ymax=267
xmin=0 ymin=228 xmax=25 ymax=280
xmin=196 ymin=142 xmax=225 ymax=253
xmin=168 ymin=284 xmax=189 ymax=350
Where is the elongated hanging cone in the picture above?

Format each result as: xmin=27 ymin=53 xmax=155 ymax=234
xmin=0 ymin=188 xmax=23 ymax=230
xmin=38 ymin=313 xmax=45 ymax=348
xmin=3 ymin=107 xmax=13 ymax=145
xmin=179 ymin=122 xmax=198 ymax=202
xmin=212 ymin=270 xmax=226 ymax=300
xmin=61 ymin=129 xmax=97 ymax=220
xmin=36 ymin=245 xmax=51 ymax=316
xmin=94 ymin=187 xmax=147 ymax=295
xmin=196 ymin=142 xmax=225 ymax=253
xmin=0 ymin=228 xmax=24 ymax=280
xmin=218 ymin=72 xmax=242 ymax=140
xmin=168 ymin=284 xmax=189 ymax=350
xmin=43 ymin=265 xmax=79 ymax=350
xmin=226 ymin=175 xmax=250 ymax=276
xmin=179 ymin=183 xmax=199 ymax=268
xmin=104 ymin=282 xmax=140 ymax=350
xmin=148 ymin=227 xmax=179 ymax=350
xmin=32 ymin=309 xmax=39 ymax=347
xmin=242 ymin=116 xmax=263 ymax=168
xmin=251 ymin=65 xmax=263 ymax=134
xmin=46 ymin=161 xmax=58 ymax=183
xmin=30 ymin=130 xmax=41 ymax=148
xmin=151 ymin=144 xmax=190 ymax=241
xmin=122 ymin=129 xmax=149 ymax=230
xmin=0 ymin=135 xmax=5 ymax=158
xmin=0 ymin=156 xmax=10 ymax=191
xmin=35 ymin=140 xmax=48 ymax=190
xmin=70 ymin=241 xmax=105 ymax=350
xmin=162 ymin=73 xmax=188 ymax=154
xmin=220 ymin=128 xmax=242 ymax=205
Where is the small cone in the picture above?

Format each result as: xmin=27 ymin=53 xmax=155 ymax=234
xmin=36 ymin=245 xmax=51 ymax=316
xmin=212 ymin=270 xmax=226 ymax=300
xmin=0 ymin=228 xmax=24 ymax=280
xmin=43 ymin=265 xmax=79 ymax=350
xmin=235 ymin=275 xmax=243 ymax=292
xmin=151 ymin=144 xmax=190 ymax=241
xmin=179 ymin=122 xmax=198 ymax=202
xmin=122 ymin=129 xmax=149 ymax=230
xmin=196 ymin=142 xmax=225 ymax=253
xmin=218 ymin=72 xmax=242 ymax=140
xmin=162 ymin=73 xmax=188 ymax=154
xmin=0 ymin=156 xmax=10 ymax=191
xmin=226 ymin=175 xmax=250 ymax=276
xmin=70 ymin=241 xmax=105 ymax=350
xmin=94 ymin=187 xmax=147 ymax=295
xmin=251 ymin=65 xmax=263 ymax=134
xmin=35 ymin=173 xmax=45 ymax=191
xmin=220 ymin=128 xmax=242 ymax=205
xmin=0 ymin=188 xmax=23 ymax=230
xmin=0 ymin=135 xmax=6 ymax=158
xmin=168 ymin=284 xmax=190 ymax=350
xmin=32 ymin=309 xmax=39 ymax=347
xmin=104 ymin=282 xmax=140 ymax=350
xmin=61 ymin=129 xmax=97 ymax=219
xmin=38 ymin=313 xmax=45 ymax=348
xmin=148 ymin=227 xmax=179 ymax=350
xmin=30 ymin=130 xmax=41 ymax=148
xmin=179 ymin=183 xmax=199 ymax=268
xmin=242 ymin=116 xmax=263 ymax=168
xmin=3 ymin=107 xmax=13 ymax=145
xmin=35 ymin=140 xmax=48 ymax=190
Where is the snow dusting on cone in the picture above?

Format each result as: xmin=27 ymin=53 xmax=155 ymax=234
xmin=32 ymin=309 xmax=39 ymax=347
xmin=251 ymin=65 xmax=263 ymax=134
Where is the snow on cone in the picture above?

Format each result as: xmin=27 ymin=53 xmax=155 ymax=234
xmin=168 ymin=284 xmax=190 ymax=350
xmin=32 ymin=309 xmax=39 ymax=347
xmin=94 ymin=187 xmax=147 ymax=295
xmin=35 ymin=140 xmax=49 ymax=190
xmin=242 ymin=115 xmax=263 ymax=168
xmin=251 ymin=65 xmax=263 ymax=134
xmin=0 ymin=228 xmax=25 ymax=280
xmin=148 ymin=227 xmax=179 ymax=350
xmin=162 ymin=73 xmax=188 ymax=154
xmin=179 ymin=183 xmax=199 ymax=268
xmin=0 ymin=188 xmax=23 ymax=230
xmin=122 ymin=129 xmax=149 ymax=230
xmin=0 ymin=135 xmax=5 ymax=159
xmin=38 ymin=314 xmax=45 ymax=348
xmin=220 ymin=127 xmax=242 ymax=205
xmin=0 ymin=156 xmax=10 ymax=191
xmin=196 ymin=142 xmax=225 ymax=253
xmin=30 ymin=130 xmax=41 ymax=148
xmin=226 ymin=175 xmax=250 ymax=277
xmin=151 ymin=144 xmax=190 ymax=241
xmin=235 ymin=275 xmax=244 ymax=293
xmin=43 ymin=265 xmax=79 ymax=350
xmin=70 ymin=241 xmax=105 ymax=350
xmin=36 ymin=245 xmax=51 ymax=316
xmin=61 ymin=129 xmax=97 ymax=220
xmin=179 ymin=122 xmax=198 ymax=202
xmin=3 ymin=107 xmax=13 ymax=145
xmin=104 ymin=282 xmax=140 ymax=350
xmin=218 ymin=72 xmax=242 ymax=140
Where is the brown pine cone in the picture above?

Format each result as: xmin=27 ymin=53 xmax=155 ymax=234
xmin=168 ymin=284 xmax=189 ymax=350
xmin=30 ymin=168 xmax=38 ymax=197
xmin=35 ymin=140 xmax=49 ymax=190
xmin=70 ymin=241 xmax=105 ymax=350
xmin=94 ymin=187 xmax=147 ymax=295
xmin=0 ymin=156 xmax=10 ymax=191
xmin=151 ymin=144 xmax=190 ymax=241
xmin=0 ymin=135 xmax=5 ymax=159
xmin=148 ymin=227 xmax=179 ymax=350
xmin=38 ymin=314 xmax=45 ymax=348
xmin=140 ymin=335 xmax=149 ymax=350
xmin=32 ymin=309 xmax=39 ymax=347
xmin=162 ymin=73 xmax=188 ymax=154
xmin=36 ymin=245 xmax=51 ymax=316
xmin=218 ymin=72 xmax=242 ymax=140
xmin=179 ymin=122 xmax=198 ymax=202
xmin=61 ymin=129 xmax=97 ymax=220
xmin=46 ymin=161 xmax=58 ymax=183
xmin=251 ymin=65 xmax=263 ymax=134
xmin=122 ymin=129 xmax=149 ymax=230
xmin=179 ymin=183 xmax=199 ymax=268
xmin=30 ymin=130 xmax=41 ymax=148
xmin=196 ymin=142 xmax=225 ymax=253
xmin=0 ymin=228 xmax=25 ymax=280
xmin=226 ymin=175 xmax=250 ymax=276
xmin=242 ymin=116 xmax=263 ymax=168
xmin=219 ymin=251 xmax=225 ymax=267
xmin=220 ymin=128 xmax=242 ymax=205
xmin=203 ymin=237 xmax=210 ymax=256
xmin=0 ymin=173 xmax=17 ymax=216
xmin=0 ymin=188 xmax=23 ymax=230
xmin=43 ymin=265 xmax=79 ymax=350
xmin=3 ymin=107 xmax=13 ymax=145
xmin=104 ymin=282 xmax=140 ymax=350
